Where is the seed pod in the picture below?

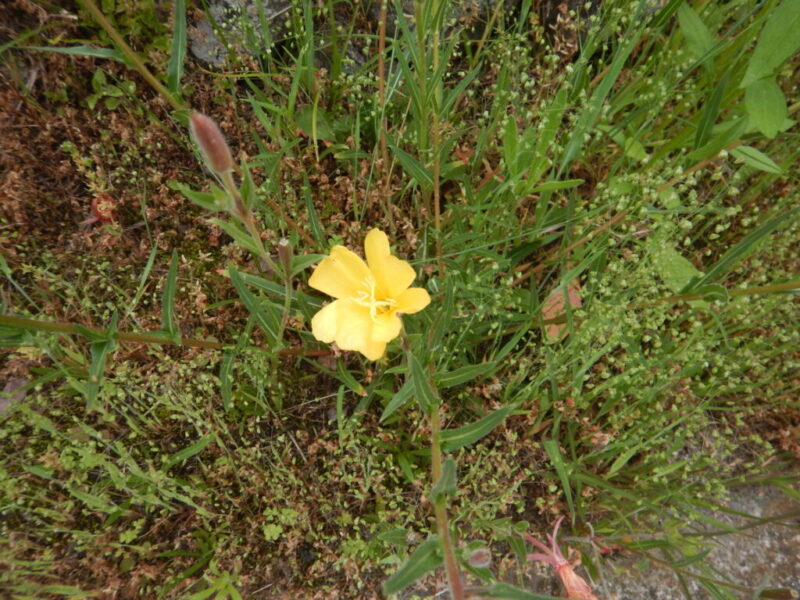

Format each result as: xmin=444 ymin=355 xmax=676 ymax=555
xmin=189 ymin=112 xmax=234 ymax=175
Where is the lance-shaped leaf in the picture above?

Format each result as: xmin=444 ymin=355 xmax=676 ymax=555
xmin=382 ymin=536 xmax=442 ymax=596
xmin=440 ymin=405 xmax=515 ymax=451
xmin=429 ymin=458 xmax=457 ymax=503
xmin=229 ymin=267 xmax=281 ymax=346
xmin=161 ymin=250 xmax=180 ymax=343
xmin=409 ymin=353 xmax=438 ymax=414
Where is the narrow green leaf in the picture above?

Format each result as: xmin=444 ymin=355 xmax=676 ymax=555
xmin=220 ymin=350 xmax=235 ymax=412
xmin=683 ymin=208 xmax=798 ymax=291
xmin=161 ymin=250 xmax=180 ymax=341
xmin=229 ymin=267 xmax=281 ymax=346
xmin=503 ymin=118 xmax=519 ymax=174
xmin=291 ymin=254 xmax=326 ymax=277
xmin=85 ymin=313 xmax=118 ymax=412
xmin=429 ymin=458 xmax=457 ymax=503
xmin=40 ymin=585 xmax=96 ymax=597
xmin=435 ymin=362 xmax=497 ymax=388
xmin=239 ymin=160 xmax=256 ymax=210
xmin=220 ymin=316 xmax=254 ymax=412
xmin=69 ymin=486 xmax=116 ymax=513
xmin=389 ymin=143 xmax=433 ymax=189
xmin=440 ymin=405 xmax=514 ymax=451
xmin=440 ymin=65 xmax=479 ymax=115
xmin=741 ymin=0 xmax=800 ymax=87
xmin=745 ymin=77 xmax=788 ymax=139
xmin=607 ymin=442 xmax=644 ymax=476
xmin=528 ymin=179 xmax=584 ymax=194
xmin=166 ymin=0 xmax=186 ymax=95
xmin=678 ymin=2 xmax=715 ymax=60
xmin=731 ymin=146 xmax=784 ymax=175
xmin=24 ymin=45 xmax=126 ymax=62
xmin=380 ymin=379 xmax=414 ymax=422
xmin=687 ymin=117 xmax=746 ymax=162
xmin=695 ymin=72 xmax=729 ymax=148
xmin=169 ymin=181 xmax=229 ymax=213
xmin=123 ymin=244 xmax=158 ymax=322
xmin=164 ymin=434 xmax=214 ymax=470
xmin=484 ymin=582 xmax=563 ymax=599
xmin=559 ymin=22 xmax=642 ymax=170
xmin=209 ymin=218 xmax=263 ymax=257
xmin=532 ymin=87 xmax=567 ymax=182
xmin=336 ymin=359 xmax=366 ymax=396
xmin=409 ymin=354 xmax=438 ymax=414
xmin=542 ymin=440 xmax=574 ymax=518
xmin=381 ymin=537 xmax=443 ymax=596
xmin=651 ymin=0 xmax=683 ymax=28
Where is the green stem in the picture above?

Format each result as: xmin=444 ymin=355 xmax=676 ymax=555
xmin=77 ymin=0 xmax=185 ymax=112
xmin=0 ymin=314 xmax=330 ymax=357
xmin=430 ymin=408 xmax=464 ymax=600
xmin=401 ymin=329 xmax=463 ymax=600
xmin=220 ymin=171 xmax=279 ymax=275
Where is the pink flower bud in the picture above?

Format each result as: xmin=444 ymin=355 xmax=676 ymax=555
xmin=189 ymin=112 xmax=234 ymax=174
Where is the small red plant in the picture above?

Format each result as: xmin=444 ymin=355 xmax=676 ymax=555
xmin=80 ymin=195 xmax=117 ymax=225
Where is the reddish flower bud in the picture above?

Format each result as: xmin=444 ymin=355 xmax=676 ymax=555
xmin=277 ymin=237 xmax=293 ymax=277
xmin=189 ymin=112 xmax=234 ymax=175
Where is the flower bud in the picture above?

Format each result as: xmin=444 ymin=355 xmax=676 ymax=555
xmin=467 ymin=547 xmax=492 ymax=569
xmin=189 ymin=112 xmax=234 ymax=175
xmin=277 ymin=237 xmax=293 ymax=278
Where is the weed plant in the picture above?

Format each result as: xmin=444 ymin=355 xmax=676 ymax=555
xmin=1 ymin=0 xmax=799 ymax=598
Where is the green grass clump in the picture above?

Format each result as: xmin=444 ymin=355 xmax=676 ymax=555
xmin=1 ymin=0 xmax=799 ymax=597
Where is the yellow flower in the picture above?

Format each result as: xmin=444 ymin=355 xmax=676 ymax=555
xmin=308 ymin=229 xmax=431 ymax=360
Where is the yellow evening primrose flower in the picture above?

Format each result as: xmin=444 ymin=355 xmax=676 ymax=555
xmin=308 ymin=229 xmax=431 ymax=360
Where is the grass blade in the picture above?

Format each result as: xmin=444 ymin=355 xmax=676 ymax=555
xmin=542 ymin=439 xmax=575 ymax=520
xmin=440 ymin=405 xmax=515 ymax=451
xmin=166 ymin=0 xmax=186 ymax=96
xmin=684 ymin=207 xmax=798 ymax=291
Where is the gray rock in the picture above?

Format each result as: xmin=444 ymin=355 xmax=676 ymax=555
xmin=189 ymin=0 xmax=292 ymax=67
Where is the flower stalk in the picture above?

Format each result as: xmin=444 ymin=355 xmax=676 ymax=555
xmin=430 ymin=405 xmax=465 ymax=600
xmin=401 ymin=331 xmax=463 ymax=600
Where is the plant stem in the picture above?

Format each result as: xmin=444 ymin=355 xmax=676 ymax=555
xmin=0 ymin=314 xmax=331 ymax=357
xmin=430 ymin=407 xmax=464 ymax=600
xmin=77 ymin=0 xmax=185 ymax=112
xmin=401 ymin=329 xmax=464 ymax=599
xmin=221 ymin=171 xmax=278 ymax=274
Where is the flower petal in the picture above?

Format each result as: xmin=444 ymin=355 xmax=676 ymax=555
xmin=360 ymin=338 xmax=388 ymax=361
xmin=311 ymin=300 xmax=340 ymax=343
xmin=371 ymin=312 xmax=403 ymax=342
xmin=309 ymin=246 xmax=371 ymax=299
xmin=326 ymin=299 xmax=381 ymax=358
xmin=364 ymin=229 xmax=416 ymax=298
xmin=395 ymin=287 xmax=431 ymax=314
